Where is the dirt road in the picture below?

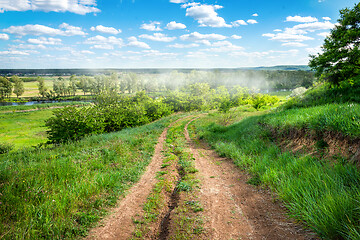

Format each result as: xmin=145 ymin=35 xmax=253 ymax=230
xmin=87 ymin=116 xmax=314 ymax=240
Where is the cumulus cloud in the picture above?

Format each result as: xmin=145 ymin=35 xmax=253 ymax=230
xmin=166 ymin=21 xmax=186 ymax=30
xmin=317 ymin=32 xmax=330 ymax=38
xmin=292 ymin=21 xmax=334 ymax=32
xmin=252 ymin=13 xmax=258 ymax=17
xmin=0 ymin=33 xmax=9 ymax=40
xmin=127 ymin=37 xmax=150 ymax=49
xmin=139 ymin=33 xmax=176 ymax=42
xmin=231 ymin=20 xmax=247 ymax=27
xmin=203 ymin=40 xmax=244 ymax=52
xmin=180 ymin=32 xmax=227 ymax=41
xmin=90 ymin=25 xmax=121 ymax=35
xmin=84 ymin=35 xmax=124 ymax=49
xmin=27 ymin=37 xmax=62 ymax=45
xmin=322 ymin=17 xmax=331 ymax=21
xmin=3 ymin=23 xmax=86 ymax=36
xmin=262 ymin=32 xmax=314 ymax=42
xmin=0 ymin=50 xmax=31 ymax=55
xmin=247 ymin=19 xmax=258 ymax=24
xmin=184 ymin=3 xmax=231 ymax=27
xmin=0 ymin=0 xmax=100 ymax=15
xmin=140 ymin=21 xmax=162 ymax=31
xmin=231 ymin=35 xmax=242 ymax=39
xmin=286 ymin=16 xmax=318 ymax=23
xmin=168 ymin=43 xmax=199 ymax=48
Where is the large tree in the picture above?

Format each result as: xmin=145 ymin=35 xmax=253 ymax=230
xmin=12 ymin=76 xmax=24 ymax=98
xmin=309 ymin=3 xmax=360 ymax=85
xmin=0 ymin=77 xmax=12 ymax=99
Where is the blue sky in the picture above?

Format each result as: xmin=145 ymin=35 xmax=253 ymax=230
xmin=0 ymin=0 xmax=358 ymax=69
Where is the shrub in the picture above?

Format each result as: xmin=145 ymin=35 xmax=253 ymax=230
xmin=0 ymin=142 xmax=14 ymax=154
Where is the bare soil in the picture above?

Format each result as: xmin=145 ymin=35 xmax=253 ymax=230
xmin=86 ymin=116 xmax=316 ymax=240
xmin=86 ymin=123 xmax=170 ymax=240
xmin=184 ymin=118 xmax=315 ymax=240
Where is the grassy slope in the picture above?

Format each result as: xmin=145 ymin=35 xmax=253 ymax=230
xmin=0 ymin=114 xmax=185 ymax=239
xmin=192 ymin=96 xmax=360 ymax=239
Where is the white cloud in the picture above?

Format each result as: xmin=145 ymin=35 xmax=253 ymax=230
xmin=142 ymin=50 xmax=177 ymax=57
xmin=322 ymin=17 xmax=331 ymax=21
xmin=27 ymin=37 xmax=62 ymax=45
xmin=247 ymin=19 xmax=258 ymax=24
xmin=169 ymin=0 xmax=187 ymax=3
xmin=59 ymin=23 xmax=87 ymax=36
xmin=281 ymin=42 xmax=307 ymax=47
xmin=139 ymin=33 xmax=176 ymax=42
xmin=127 ymin=37 xmax=150 ymax=49
xmin=0 ymin=50 xmax=30 ymax=55
xmin=140 ymin=21 xmax=162 ymax=31
xmin=252 ymin=13 xmax=258 ymax=17
xmin=286 ymin=16 xmax=318 ymax=23
xmin=10 ymin=44 xmax=46 ymax=50
xmin=184 ymin=4 xmax=231 ymax=27
xmin=292 ymin=21 xmax=334 ymax=32
xmin=0 ymin=33 xmax=9 ymax=40
xmin=3 ymin=23 xmax=86 ymax=36
xmin=90 ymin=25 xmax=121 ymax=34
xmin=180 ymin=32 xmax=227 ymax=41
xmin=0 ymin=0 xmax=100 ymax=15
xmin=84 ymin=35 xmax=124 ymax=49
xmin=262 ymin=32 xmax=314 ymax=42
xmin=80 ymin=50 xmax=95 ymax=54
xmin=317 ymin=32 xmax=330 ymax=38
xmin=202 ymin=41 xmax=244 ymax=52
xmin=306 ymin=46 xmax=322 ymax=55
xmin=274 ymin=29 xmax=282 ymax=32
xmin=166 ymin=21 xmax=186 ymax=30
xmin=231 ymin=35 xmax=242 ymax=39
xmin=168 ymin=43 xmax=199 ymax=48
xmin=231 ymin=20 xmax=247 ymax=27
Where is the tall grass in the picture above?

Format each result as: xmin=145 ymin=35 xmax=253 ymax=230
xmin=0 ymin=114 xmax=183 ymax=239
xmin=192 ymin=112 xmax=360 ymax=239
xmin=263 ymin=103 xmax=360 ymax=138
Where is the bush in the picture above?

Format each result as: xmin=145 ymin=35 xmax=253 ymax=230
xmin=0 ymin=142 xmax=14 ymax=154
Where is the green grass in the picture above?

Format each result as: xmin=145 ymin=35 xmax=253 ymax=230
xmin=0 ymin=110 xmax=53 ymax=148
xmin=0 ymin=114 xmax=183 ymax=240
xmin=0 ymin=101 xmax=92 ymax=113
xmin=192 ymin=110 xmax=360 ymax=240
xmin=263 ymin=103 xmax=360 ymax=138
xmin=283 ymin=77 xmax=360 ymax=109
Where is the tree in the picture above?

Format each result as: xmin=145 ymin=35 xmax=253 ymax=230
xmin=309 ymin=3 xmax=360 ymax=85
xmin=0 ymin=77 xmax=12 ymax=99
xmin=37 ymin=77 xmax=47 ymax=98
xmin=68 ymin=75 xmax=78 ymax=96
xmin=12 ymin=76 xmax=24 ymax=98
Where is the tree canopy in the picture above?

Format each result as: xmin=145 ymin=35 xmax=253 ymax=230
xmin=309 ymin=3 xmax=360 ymax=85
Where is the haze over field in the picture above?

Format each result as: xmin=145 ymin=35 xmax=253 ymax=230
xmin=0 ymin=0 xmax=358 ymax=69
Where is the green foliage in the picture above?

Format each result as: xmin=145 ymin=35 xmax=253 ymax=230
xmin=283 ymin=77 xmax=360 ymax=109
xmin=0 ymin=142 xmax=13 ymax=154
xmin=309 ymin=3 xmax=360 ymax=85
xmin=251 ymin=94 xmax=279 ymax=110
xmin=12 ymin=76 xmax=24 ymax=98
xmin=193 ymin=111 xmax=360 ymax=239
xmin=46 ymin=92 xmax=173 ymax=144
xmin=0 ymin=116 xmax=177 ymax=239
xmin=262 ymin=103 xmax=360 ymax=138
xmin=0 ymin=76 xmax=12 ymax=99
xmin=37 ymin=77 xmax=48 ymax=98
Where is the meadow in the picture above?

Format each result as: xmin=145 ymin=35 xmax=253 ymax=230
xmin=0 ymin=113 xmax=188 ymax=239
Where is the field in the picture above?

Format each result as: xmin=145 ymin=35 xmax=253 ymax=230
xmin=0 ymin=80 xmax=360 ymax=239
xmin=0 ymin=110 xmax=51 ymax=148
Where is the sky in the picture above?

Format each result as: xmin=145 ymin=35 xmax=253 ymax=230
xmin=0 ymin=0 xmax=358 ymax=69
